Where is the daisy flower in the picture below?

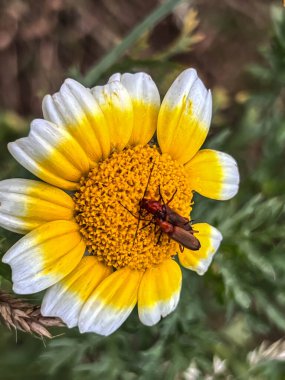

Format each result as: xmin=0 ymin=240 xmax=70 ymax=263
xmin=0 ymin=69 xmax=239 ymax=335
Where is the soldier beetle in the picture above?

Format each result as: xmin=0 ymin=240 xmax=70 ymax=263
xmin=135 ymin=161 xmax=201 ymax=251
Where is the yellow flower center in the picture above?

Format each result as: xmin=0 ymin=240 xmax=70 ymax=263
xmin=74 ymin=145 xmax=193 ymax=270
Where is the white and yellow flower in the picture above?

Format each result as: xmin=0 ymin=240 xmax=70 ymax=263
xmin=0 ymin=69 xmax=239 ymax=335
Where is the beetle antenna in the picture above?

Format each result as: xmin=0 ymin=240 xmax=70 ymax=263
xmin=166 ymin=188 xmax=177 ymax=205
xmin=158 ymin=184 xmax=166 ymax=205
xmin=142 ymin=158 xmax=155 ymax=200
xmin=133 ymin=157 xmax=156 ymax=244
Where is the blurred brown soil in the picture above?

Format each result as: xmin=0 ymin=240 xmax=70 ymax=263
xmin=0 ymin=0 xmax=274 ymax=117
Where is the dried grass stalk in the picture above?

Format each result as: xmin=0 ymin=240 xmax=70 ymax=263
xmin=248 ymin=339 xmax=285 ymax=365
xmin=0 ymin=290 xmax=64 ymax=338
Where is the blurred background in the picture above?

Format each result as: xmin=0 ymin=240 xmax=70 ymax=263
xmin=0 ymin=0 xmax=285 ymax=379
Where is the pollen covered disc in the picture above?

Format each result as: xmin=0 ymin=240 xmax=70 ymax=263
xmin=73 ymin=145 xmax=193 ymax=271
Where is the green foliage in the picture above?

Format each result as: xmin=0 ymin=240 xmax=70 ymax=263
xmin=81 ymin=0 xmax=183 ymax=86
xmin=1 ymin=3 xmax=285 ymax=380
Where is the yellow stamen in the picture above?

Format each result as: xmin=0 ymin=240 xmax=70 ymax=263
xmin=74 ymin=145 xmax=193 ymax=270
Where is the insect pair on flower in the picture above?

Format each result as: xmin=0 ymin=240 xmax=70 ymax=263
xmin=0 ymin=69 xmax=239 ymax=335
xmin=125 ymin=160 xmax=201 ymax=252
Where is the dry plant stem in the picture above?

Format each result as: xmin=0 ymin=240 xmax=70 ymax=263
xmin=0 ymin=290 xmax=64 ymax=338
xmin=248 ymin=339 xmax=285 ymax=365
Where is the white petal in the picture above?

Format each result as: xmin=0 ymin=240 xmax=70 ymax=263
xmin=178 ymin=223 xmax=223 ymax=276
xmin=42 ymin=78 xmax=110 ymax=162
xmin=138 ymin=259 xmax=181 ymax=326
xmin=196 ymin=226 xmax=222 ymax=275
xmin=91 ymin=81 xmax=133 ymax=151
xmin=157 ymin=68 xmax=212 ymax=163
xmin=185 ymin=149 xmax=240 ymax=200
xmin=0 ymin=178 xmax=74 ymax=234
xmin=8 ymin=119 xmax=90 ymax=190
xmin=108 ymin=72 xmax=160 ymax=146
xmin=41 ymin=257 xmax=112 ymax=328
xmin=79 ymin=268 xmax=142 ymax=336
xmin=2 ymin=220 xmax=85 ymax=294
xmin=108 ymin=73 xmax=121 ymax=82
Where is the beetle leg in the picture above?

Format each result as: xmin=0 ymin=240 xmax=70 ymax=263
xmin=155 ymin=230 xmax=163 ymax=246
xmin=140 ymin=217 xmax=155 ymax=231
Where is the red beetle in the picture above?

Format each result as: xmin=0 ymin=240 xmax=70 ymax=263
xmin=138 ymin=161 xmax=200 ymax=250
xmin=139 ymin=193 xmax=200 ymax=251
xmin=120 ymin=161 xmax=201 ymax=251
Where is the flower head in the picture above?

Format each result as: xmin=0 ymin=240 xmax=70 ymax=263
xmin=0 ymin=69 xmax=239 ymax=335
